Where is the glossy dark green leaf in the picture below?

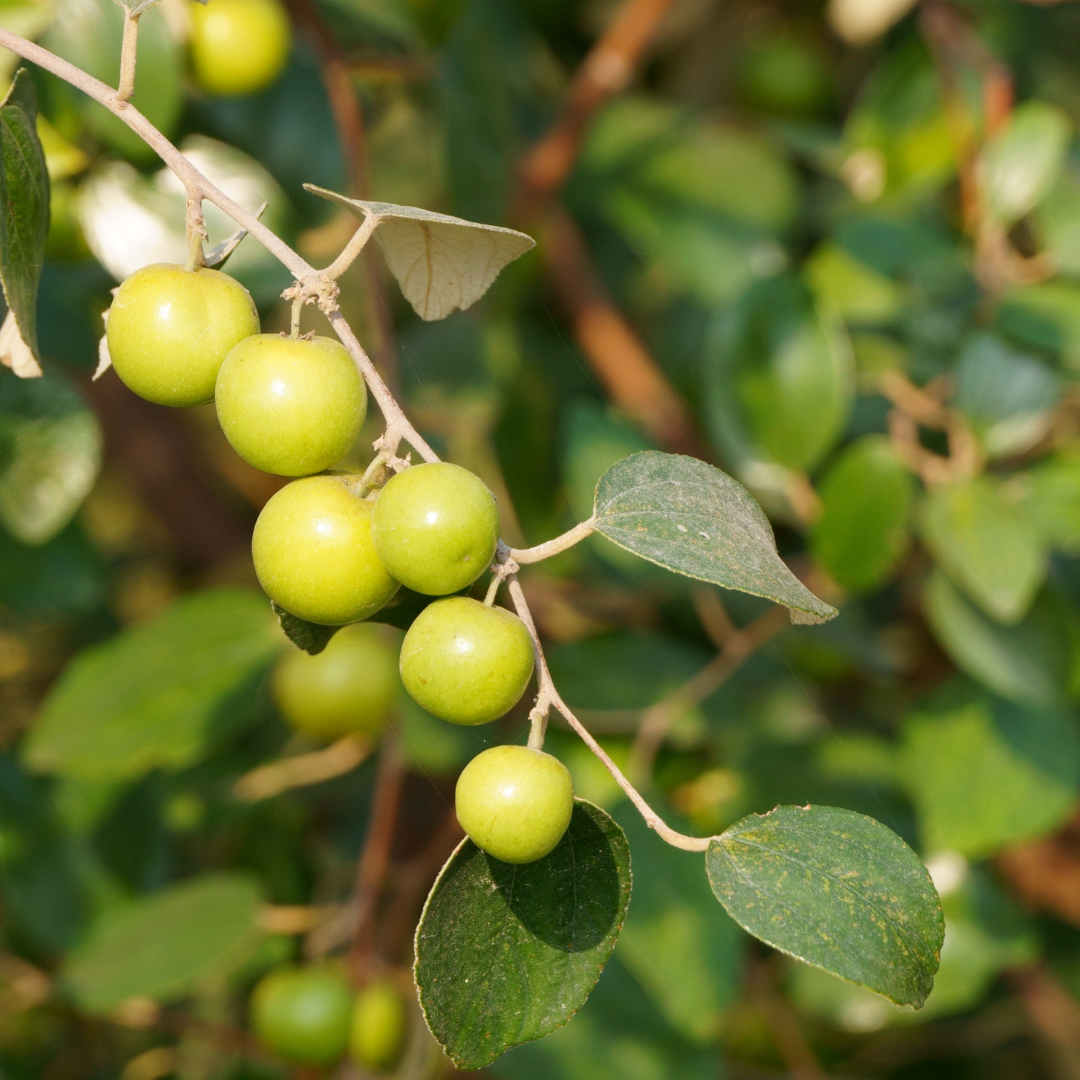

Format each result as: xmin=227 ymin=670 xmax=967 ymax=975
xmin=706 ymin=805 xmax=943 ymax=1007
xmin=592 ymin=451 xmax=837 ymax=623
xmin=902 ymin=689 xmax=1080 ymax=859
xmin=25 ymin=590 xmax=280 ymax=781
xmin=415 ymin=800 xmax=631 ymax=1070
xmin=0 ymin=369 xmax=102 ymax=544
xmin=271 ymin=603 xmax=339 ymax=656
xmin=810 ymin=435 xmax=912 ymax=594
xmin=704 ymin=274 xmax=853 ymax=474
xmin=922 ymin=571 xmax=1080 ymax=709
xmin=919 ymin=477 xmax=1046 ymax=624
xmin=63 ymin=873 xmax=263 ymax=1012
xmin=0 ymin=68 xmax=49 ymax=363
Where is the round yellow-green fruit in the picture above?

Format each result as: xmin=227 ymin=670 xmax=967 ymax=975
xmin=191 ymin=0 xmax=291 ymax=97
xmin=216 ymin=334 xmax=365 ymax=476
xmin=250 ymin=965 xmax=352 ymax=1066
xmin=349 ymin=980 xmax=406 ymax=1072
xmin=273 ymin=623 xmax=399 ymax=742
xmin=106 ymin=264 xmax=259 ymax=407
xmin=253 ymin=475 xmax=399 ymax=625
xmin=371 ymin=462 xmax=499 ymax=596
xmin=399 ymin=597 xmax=533 ymax=725
xmin=455 ymin=745 xmax=574 ymax=864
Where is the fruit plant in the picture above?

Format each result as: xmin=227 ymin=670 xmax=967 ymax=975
xmin=5 ymin=1 xmax=1080 ymax=1078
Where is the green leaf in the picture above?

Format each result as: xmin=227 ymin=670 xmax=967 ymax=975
xmin=810 ymin=435 xmax=912 ymax=594
xmin=271 ymin=602 xmax=339 ymax=656
xmin=0 ymin=369 xmax=102 ymax=544
xmin=997 ymin=281 xmax=1080 ymax=371
xmin=0 ymin=68 xmax=49 ymax=364
xmin=304 ymin=185 xmax=535 ymax=321
xmin=63 ymin=873 xmax=264 ymax=1012
xmin=902 ymin=688 xmax=1080 ymax=859
xmin=706 ymin=804 xmax=943 ymax=1007
xmin=415 ymin=800 xmax=631 ymax=1070
xmin=1016 ymin=449 xmax=1080 ymax=552
xmin=25 ymin=590 xmax=280 ymax=781
xmin=592 ymin=451 xmax=837 ymax=623
xmin=805 ymin=243 xmax=902 ymax=324
xmin=613 ymin=802 xmax=743 ymax=1043
xmin=44 ymin=0 xmax=181 ymax=162
xmin=919 ymin=477 xmax=1046 ymax=624
xmin=705 ymin=274 xmax=853 ymax=474
xmin=922 ymin=571 xmax=1080 ymax=709
xmin=980 ymin=102 xmax=1071 ymax=225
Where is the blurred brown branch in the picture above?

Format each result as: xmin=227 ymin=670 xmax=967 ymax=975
xmin=997 ymin=808 xmax=1080 ymax=927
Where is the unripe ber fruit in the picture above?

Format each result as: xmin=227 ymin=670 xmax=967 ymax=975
xmin=190 ymin=0 xmax=291 ymax=98
xmin=399 ymin=597 xmax=534 ymax=725
xmin=250 ymin=965 xmax=352 ymax=1066
xmin=371 ymin=463 xmax=499 ymax=596
xmin=273 ymin=623 xmax=399 ymax=742
xmin=216 ymin=334 xmax=365 ymax=476
xmin=106 ymin=264 xmax=259 ymax=407
xmin=455 ymin=745 xmax=575 ymax=864
xmin=349 ymin=980 xmax=406 ymax=1072
xmin=253 ymin=475 xmax=399 ymax=625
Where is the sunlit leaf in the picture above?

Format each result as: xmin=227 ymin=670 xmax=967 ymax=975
xmin=305 ymin=185 xmax=535 ymax=321
xmin=415 ymin=800 xmax=631 ymax=1070
xmin=706 ymin=805 xmax=943 ymax=1007
xmin=592 ymin=451 xmax=837 ymax=623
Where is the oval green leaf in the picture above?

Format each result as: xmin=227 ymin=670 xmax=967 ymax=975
xmin=25 ymin=589 xmax=280 ymax=781
xmin=0 ymin=68 xmax=49 ymax=364
xmin=706 ymin=804 xmax=943 ymax=1007
xmin=592 ymin=451 xmax=837 ymax=623
xmin=414 ymin=799 xmax=631 ymax=1070
xmin=304 ymin=185 xmax=535 ymax=321
xmin=811 ymin=435 xmax=912 ymax=595
xmin=63 ymin=873 xmax=263 ymax=1012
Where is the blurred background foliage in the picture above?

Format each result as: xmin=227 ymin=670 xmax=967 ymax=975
xmin=9 ymin=0 xmax=1080 ymax=1077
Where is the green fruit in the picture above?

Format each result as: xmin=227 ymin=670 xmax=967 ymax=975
xmin=253 ymin=475 xmax=399 ymax=625
xmin=106 ymin=263 xmax=259 ymax=407
xmin=191 ymin=0 xmax=291 ymax=97
xmin=371 ymin=463 xmax=499 ymax=596
xmin=273 ymin=623 xmax=399 ymax=741
xmin=399 ymin=597 xmax=534 ymax=725
xmin=455 ymin=745 xmax=575 ymax=864
xmin=250 ymin=966 xmax=352 ymax=1066
xmin=216 ymin=334 xmax=366 ymax=476
xmin=349 ymin=980 xmax=406 ymax=1072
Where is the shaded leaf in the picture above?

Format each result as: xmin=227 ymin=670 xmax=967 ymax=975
xmin=305 ymin=185 xmax=534 ymax=320
xmin=63 ymin=873 xmax=263 ymax=1012
xmin=271 ymin=603 xmax=339 ymax=656
xmin=810 ymin=435 xmax=912 ymax=594
xmin=902 ymin=688 xmax=1080 ymax=859
xmin=415 ymin=800 xmax=631 ymax=1070
xmin=805 ymin=242 xmax=902 ymax=324
xmin=919 ymin=477 xmax=1045 ymax=625
xmin=0 ymin=369 xmax=102 ymax=544
xmin=25 ymin=590 xmax=280 ymax=781
xmin=592 ymin=451 xmax=836 ymax=623
xmin=922 ymin=571 xmax=1080 ymax=709
xmin=0 ymin=69 xmax=49 ymax=363
xmin=706 ymin=804 xmax=943 ymax=1007
xmin=997 ymin=281 xmax=1080 ymax=371
xmin=1016 ymin=449 xmax=1080 ymax=553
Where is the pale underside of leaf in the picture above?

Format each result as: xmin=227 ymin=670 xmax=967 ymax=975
xmin=304 ymin=185 xmax=535 ymax=320
xmin=593 ymin=451 xmax=837 ymax=622
xmin=706 ymin=805 xmax=943 ymax=1008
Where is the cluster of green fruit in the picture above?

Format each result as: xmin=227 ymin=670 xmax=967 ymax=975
xmin=107 ymin=263 xmax=577 ymax=865
xmin=251 ymin=966 xmax=405 ymax=1071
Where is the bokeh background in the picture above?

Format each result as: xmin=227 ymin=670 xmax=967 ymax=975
xmin=7 ymin=0 xmax=1080 ymax=1076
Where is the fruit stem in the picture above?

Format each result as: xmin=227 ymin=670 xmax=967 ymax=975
xmin=507 ymin=576 xmax=712 ymax=853
xmin=482 ymin=576 xmax=500 ymax=606
xmin=115 ymin=10 xmax=139 ymax=108
xmin=185 ymin=197 xmax=207 ymax=271
xmin=290 ymin=296 xmax=303 ymax=338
